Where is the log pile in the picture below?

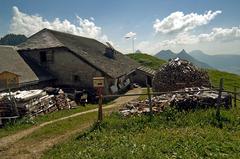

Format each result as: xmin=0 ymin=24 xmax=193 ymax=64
xmin=0 ymin=88 xmax=73 ymax=123
xmin=152 ymin=58 xmax=211 ymax=92
xmin=119 ymin=87 xmax=232 ymax=117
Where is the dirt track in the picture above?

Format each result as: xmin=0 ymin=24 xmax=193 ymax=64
xmin=0 ymin=88 xmax=141 ymax=159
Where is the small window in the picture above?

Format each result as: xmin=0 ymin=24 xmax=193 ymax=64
xmin=104 ymin=47 xmax=115 ymax=59
xmin=40 ymin=51 xmax=54 ymax=63
xmin=40 ymin=51 xmax=47 ymax=63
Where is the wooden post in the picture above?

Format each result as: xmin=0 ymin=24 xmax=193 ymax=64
xmin=98 ymin=88 xmax=103 ymax=122
xmin=216 ymin=78 xmax=224 ymax=120
xmin=93 ymin=77 xmax=105 ymax=123
xmin=234 ymin=86 xmax=237 ymax=108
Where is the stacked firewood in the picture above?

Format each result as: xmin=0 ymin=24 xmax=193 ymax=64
xmin=152 ymin=58 xmax=211 ymax=92
xmin=119 ymin=87 xmax=232 ymax=117
xmin=55 ymin=91 xmax=71 ymax=110
xmin=0 ymin=96 xmax=16 ymax=117
xmin=0 ymin=89 xmax=72 ymax=120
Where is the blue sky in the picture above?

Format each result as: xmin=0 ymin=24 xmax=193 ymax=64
xmin=0 ymin=0 xmax=240 ymax=54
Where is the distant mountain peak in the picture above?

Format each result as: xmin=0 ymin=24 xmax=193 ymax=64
xmin=179 ymin=49 xmax=187 ymax=54
xmin=155 ymin=49 xmax=212 ymax=69
xmin=189 ymin=50 xmax=240 ymax=75
xmin=155 ymin=50 xmax=176 ymax=61
xmin=158 ymin=49 xmax=174 ymax=54
xmin=135 ymin=49 xmax=142 ymax=53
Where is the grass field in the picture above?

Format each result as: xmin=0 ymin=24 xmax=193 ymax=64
xmin=0 ymin=104 xmax=99 ymax=138
xmin=43 ymin=106 xmax=240 ymax=159
xmin=42 ymin=54 xmax=240 ymax=158
xmin=127 ymin=53 xmax=166 ymax=70
xmin=208 ymin=69 xmax=240 ymax=91
xmin=1 ymin=53 xmax=240 ymax=158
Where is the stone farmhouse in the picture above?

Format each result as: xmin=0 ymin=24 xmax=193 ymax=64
xmin=0 ymin=29 xmax=155 ymax=94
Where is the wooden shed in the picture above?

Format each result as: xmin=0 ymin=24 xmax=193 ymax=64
xmin=0 ymin=71 xmax=20 ymax=89
xmin=0 ymin=45 xmax=54 ymax=91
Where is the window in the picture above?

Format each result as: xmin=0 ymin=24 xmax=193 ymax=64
xmin=104 ymin=47 xmax=115 ymax=59
xmin=40 ymin=51 xmax=54 ymax=63
xmin=73 ymin=75 xmax=80 ymax=82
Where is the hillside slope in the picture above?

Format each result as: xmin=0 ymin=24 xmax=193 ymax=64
xmin=43 ymin=54 xmax=240 ymax=159
xmin=128 ymin=53 xmax=240 ymax=90
xmin=190 ymin=50 xmax=240 ymax=75
xmin=127 ymin=53 xmax=166 ymax=70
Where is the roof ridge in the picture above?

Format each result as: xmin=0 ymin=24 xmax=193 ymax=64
xmin=45 ymin=28 xmax=98 ymax=42
xmin=0 ymin=45 xmax=16 ymax=49
xmin=43 ymin=29 xmax=66 ymax=47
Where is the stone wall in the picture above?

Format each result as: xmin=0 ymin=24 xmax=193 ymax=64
xmin=21 ymin=47 xmax=112 ymax=94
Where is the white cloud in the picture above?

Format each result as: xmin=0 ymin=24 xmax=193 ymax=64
xmin=9 ymin=6 xmax=109 ymax=42
xmin=136 ymin=26 xmax=240 ymax=54
xmin=198 ymin=26 xmax=240 ymax=42
xmin=153 ymin=10 xmax=222 ymax=34
xmin=166 ymin=26 xmax=240 ymax=45
xmin=124 ymin=31 xmax=136 ymax=38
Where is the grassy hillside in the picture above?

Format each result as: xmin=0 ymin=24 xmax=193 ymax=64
xmin=44 ymin=108 xmax=240 ymax=159
xmin=127 ymin=53 xmax=166 ymax=70
xmin=127 ymin=53 xmax=240 ymax=91
xmin=42 ymin=53 xmax=240 ymax=158
xmin=208 ymin=69 xmax=240 ymax=91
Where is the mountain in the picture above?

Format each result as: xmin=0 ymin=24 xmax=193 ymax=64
xmin=189 ymin=50 xmax=240 ymax=75
xmin=0 ymin=34 xmax=27 ymax=46
xmin=155 ymin=50 xmax=175 ymax=61
xmin=155 ymin=49 xmax=212 ymax=69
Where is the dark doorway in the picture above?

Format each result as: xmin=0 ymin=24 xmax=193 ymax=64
xmin=40 ymin=51 xmax=47 ymax=63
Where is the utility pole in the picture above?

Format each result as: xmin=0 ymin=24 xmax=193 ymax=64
xmin=124 ymin=33 xmax=136 ymax=53
xmin=132 ymin=37 xmax=135 ymax=53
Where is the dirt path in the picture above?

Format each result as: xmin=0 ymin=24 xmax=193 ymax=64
xmin=0 ymin=88 xmax=141 ymax=159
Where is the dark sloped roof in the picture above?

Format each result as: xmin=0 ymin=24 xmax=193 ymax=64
xmin=137 ymin=66 xmax=156 ymax=77
xmin=0 ymin=45 xmax=53 ymax=84
xmin=18 ymin=29 xmax=140 ymax=78
xmin=18 ymin=30 xmax=64 ymax=49
xmin=0 ymin=45 xmax=38 ymax=84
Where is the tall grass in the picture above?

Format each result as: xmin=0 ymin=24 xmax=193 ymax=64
xmin=0 ymin=104 xmax=98 ymax=138
xmin=43 ymin=105 xmax=240 ymax=159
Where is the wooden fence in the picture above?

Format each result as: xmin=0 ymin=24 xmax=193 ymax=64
xmin=97 ymin=78 xmax=240 ymax=122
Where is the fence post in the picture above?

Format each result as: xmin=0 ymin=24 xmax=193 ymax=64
xmin=234 ymin=86 xmax=237 ymax=108
xmin=147 ymin=84 xmax=153 ymax=118
xmin=216 ymin=78 xmax=224 ymax=120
